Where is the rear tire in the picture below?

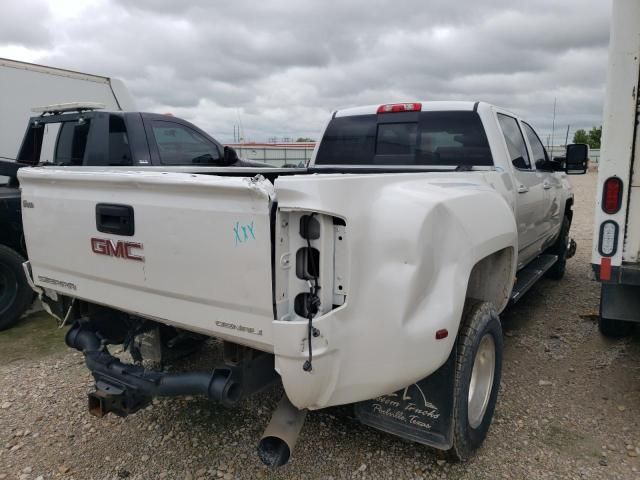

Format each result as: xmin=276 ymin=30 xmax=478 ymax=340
xmin=0 ymin=245 xmax=32 ymax=331
xmin=598 ymin=316 xmax=635 ymax=338
xmin=544 ymin=215 xmax=571 ymax=280
xmin=449 ymin=301 xmax=503 ymax=461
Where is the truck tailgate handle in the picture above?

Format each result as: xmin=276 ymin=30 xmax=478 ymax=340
xmin=96 ymin=204 xmax=135 ymax=236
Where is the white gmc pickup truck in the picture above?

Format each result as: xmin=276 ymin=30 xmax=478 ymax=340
xmin=19 ymin=101 xmax=586 ymax=466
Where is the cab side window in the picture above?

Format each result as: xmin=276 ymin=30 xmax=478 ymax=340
xmin=107 ymin=115 xmax=133 ymax=166
xmin=522 ymin=122 xmax=548 ymax=168
xmin=497 ymin=113 xmax=531 ymax=170
xmin=55 ymin=120 xmax=91 ymax=165
xmin=151 ymin=121 xmax=221 ymax=165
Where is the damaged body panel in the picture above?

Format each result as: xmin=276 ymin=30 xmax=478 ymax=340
xmin=20 ymin=168 xmax=276 ymax=350
xmin=272 ymin=171 xmax=517 ymax=409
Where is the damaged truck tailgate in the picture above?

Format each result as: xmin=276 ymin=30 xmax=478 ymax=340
xmin=20 ymin=168 xmax=275 ymax=350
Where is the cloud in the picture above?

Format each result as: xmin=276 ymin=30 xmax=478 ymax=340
xmin=0 ymin=1 xmax=53 ymax=47
xmin=1 ymin=0 xmax=611 ymax=143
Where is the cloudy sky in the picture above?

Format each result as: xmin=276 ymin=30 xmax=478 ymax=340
xmin=1 ymin=0 xmax=610 ymax=144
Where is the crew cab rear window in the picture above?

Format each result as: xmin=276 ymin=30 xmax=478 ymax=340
xmin=497 ymin=113 xmax=531 ymax=169
xmin=315 ymin=111 xmax=493 ymax=167
xmin=55 ymin=120 xmax=90 ymax=165
xmin=152 ymin=121 xmax=222 ymax=165
xmin=106 ymin=116 xmax=133 ymax=166
xmin=18 ymin=120 xmax=90 ymax=165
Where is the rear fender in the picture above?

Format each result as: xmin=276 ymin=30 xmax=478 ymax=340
xmin=273 ymin=174 xmax=517 ymax=409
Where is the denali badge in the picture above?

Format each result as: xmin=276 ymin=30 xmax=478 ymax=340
xmin=91 ymin=238 xmax=144 ymax=262
xmin=215 ymin=320 xmax=263 ymax=336
xmin=37 ymin=275 xmax=77 ymax=290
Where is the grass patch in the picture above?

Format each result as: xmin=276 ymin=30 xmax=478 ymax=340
xmin=0 ymin=311 xmax=68 ymax=363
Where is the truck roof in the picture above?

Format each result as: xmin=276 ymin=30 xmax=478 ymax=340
xmin=335 ymin=101 xmax=481 ymax=117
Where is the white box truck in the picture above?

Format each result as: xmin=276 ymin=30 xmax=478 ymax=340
xmin=592 ymin=0 xmax=640 ymax=336
xmin=0 ymin=58 xmax=135 ymax=162
xmin=0 ymin=58 xmax=134 ymax=329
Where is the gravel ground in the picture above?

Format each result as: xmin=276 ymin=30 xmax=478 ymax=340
xmin=1 ymin=172 xmax=639 ymax=480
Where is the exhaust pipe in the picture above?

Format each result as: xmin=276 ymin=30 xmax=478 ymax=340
xmin=65 ymin=320 xmax=243 ymax=413
xmin=257 ymin=395 xmax=308 ymax=467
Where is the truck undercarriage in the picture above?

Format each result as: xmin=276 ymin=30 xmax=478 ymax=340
xmin=57 ymin=301 xmax=305 ymax=466
xmin=51 ymin=297 xmax=464 ymax=467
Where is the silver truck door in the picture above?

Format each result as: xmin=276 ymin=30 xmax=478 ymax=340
xmin=497 ymin=113 xmax=546 ymax=268
xmin=522 ymin=121 xmax=564 ymax=247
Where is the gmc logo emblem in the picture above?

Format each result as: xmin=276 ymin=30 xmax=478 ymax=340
xmin=91 ymin=238 xmax=144 ymax=262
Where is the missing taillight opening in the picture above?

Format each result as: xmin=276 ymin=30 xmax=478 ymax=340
xmin=296 ymin=247 xmax=320 ymax=280
xmin=602 ymin=177 xmax=623 ymax=214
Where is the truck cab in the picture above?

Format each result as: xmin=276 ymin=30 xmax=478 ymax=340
xmin=17 ymin=104 xmax=232 ymax=168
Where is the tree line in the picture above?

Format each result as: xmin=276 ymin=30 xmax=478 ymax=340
xmin=573 ymin=126 xmax=602 ymax=149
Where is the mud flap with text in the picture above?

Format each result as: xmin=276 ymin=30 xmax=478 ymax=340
xmin=354 ymin=347 xmax=456 ymax=450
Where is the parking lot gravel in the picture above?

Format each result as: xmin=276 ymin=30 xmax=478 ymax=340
xmin=1 ymin=171 xmax=639 ymax=480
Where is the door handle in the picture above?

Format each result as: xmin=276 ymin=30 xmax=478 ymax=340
xmin=96 ymin=204 xmax=135 ymax=236
xmin=517 ymin=185 xmax=529 ymax=194
xmin=543 ymin=181 xmax=552 ymax=190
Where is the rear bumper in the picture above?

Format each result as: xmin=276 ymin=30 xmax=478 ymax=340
xmin=592 ymin=262 xmax=640 ymax=285
xmin=592 ymin=263 xmax=640 ymax=323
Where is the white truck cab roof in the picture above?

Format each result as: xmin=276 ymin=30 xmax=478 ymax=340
xmin=334 ymin=101 xmax=517 ymax=118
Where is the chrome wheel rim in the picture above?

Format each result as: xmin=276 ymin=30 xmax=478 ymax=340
xmin=467 ymin=334 xmax=496 ymax=429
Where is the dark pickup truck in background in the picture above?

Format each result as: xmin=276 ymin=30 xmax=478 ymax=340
xmin=0 ymin=104 xmax=256 ymax=329
xmin=0 ymin=160 xmax=31 ymax=330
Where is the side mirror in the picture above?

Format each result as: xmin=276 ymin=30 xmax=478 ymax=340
xmin=223 ymin=146 xmax=239 ymax=165
xmin=512 ymin=156 xmax=528 ymax=170
xmin=565 ymin=143 xmax=588 ymax=174
xmin=535 ymin=158 xmax=563 ymax=172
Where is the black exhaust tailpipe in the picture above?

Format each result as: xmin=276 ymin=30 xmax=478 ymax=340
xmin=66 ymin=321 xmax=242 ymax=415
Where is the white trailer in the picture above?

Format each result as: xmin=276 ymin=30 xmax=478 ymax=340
xmin=0 ymin=58 xmax=135 ymax=161
xmin=592 ymin=0 xmax=640 ymax=336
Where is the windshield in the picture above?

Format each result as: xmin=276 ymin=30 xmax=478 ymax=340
xmin=315 ymin=111 xmax=493 ymax=167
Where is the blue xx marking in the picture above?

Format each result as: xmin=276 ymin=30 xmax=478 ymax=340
xmin=234 ymin=221 xmax=256 ymax=246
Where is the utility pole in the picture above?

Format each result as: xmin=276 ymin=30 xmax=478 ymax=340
xmin=565 ymin=124 xmax=570 ymax=147
xmin=236 ymin=110 xmax=244 ymax=143
xmin=550 ymin=97 xmax=557 ymax=153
